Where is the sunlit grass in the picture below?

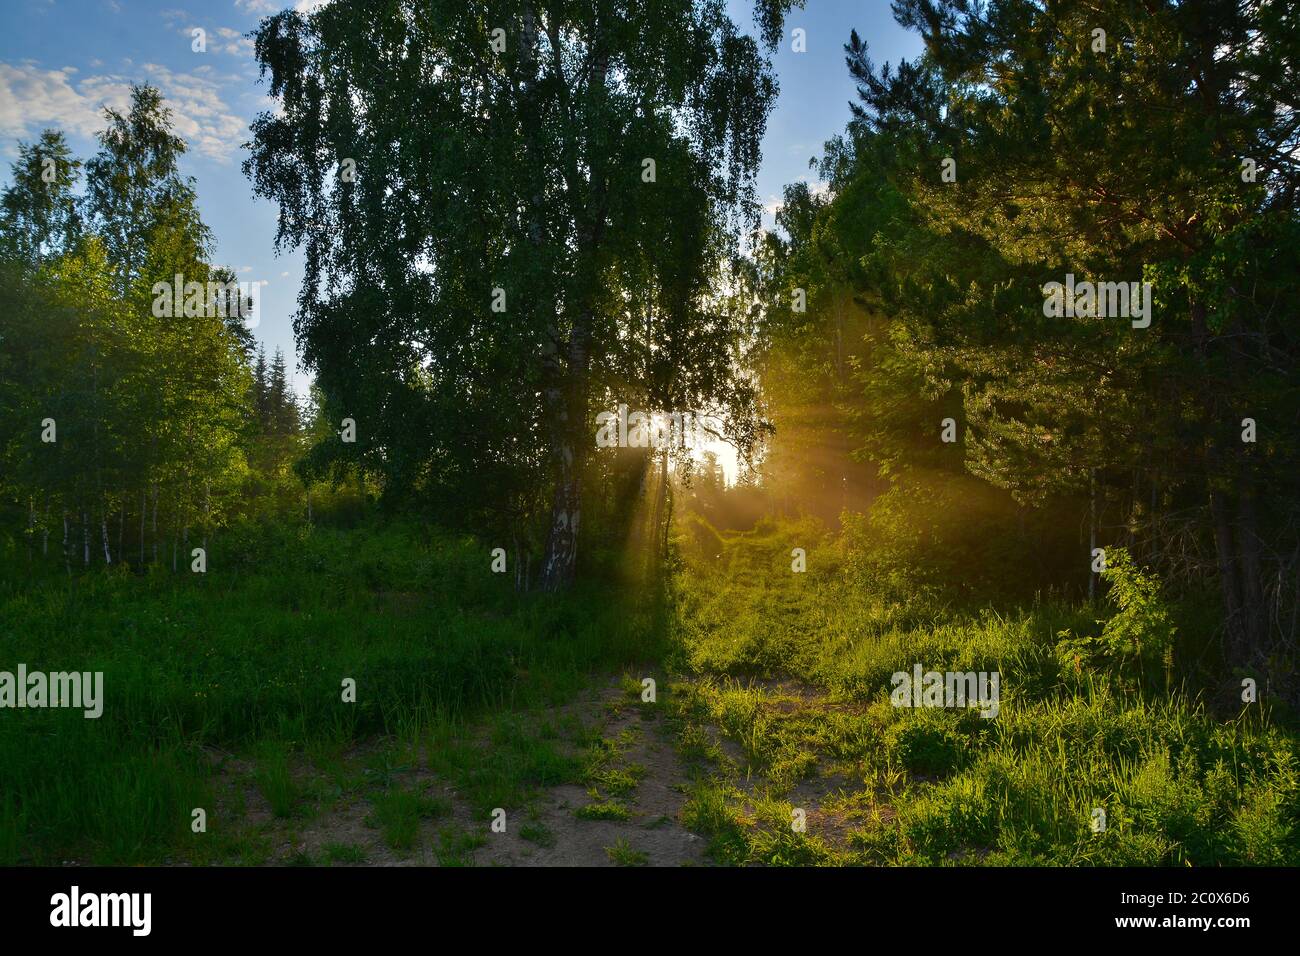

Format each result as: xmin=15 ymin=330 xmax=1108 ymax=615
xmin=665 ymin=515 xmax=1300 ymax=866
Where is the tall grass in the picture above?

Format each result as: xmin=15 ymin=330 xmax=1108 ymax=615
xmin=0 ymin=520 xmax=664 ymax=864
xmin=668 ymin=515 xmax=1300 ymax=865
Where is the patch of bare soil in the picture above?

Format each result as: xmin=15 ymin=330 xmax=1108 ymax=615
xmin=213 ymin=676 xmax=707 ymax=867
xmin=474 ymin=682 xmax=706 ymax=867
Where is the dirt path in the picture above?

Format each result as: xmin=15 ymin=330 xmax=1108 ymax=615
xmin=208 ymin=675 xmax=709 ymax=867
xmin=466 ymin=680 xmax=706 ymax=867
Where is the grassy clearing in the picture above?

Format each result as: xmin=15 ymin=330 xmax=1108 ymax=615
xmin=666 ymin=517 xmax=1300 ymax=866
xmin=0 ymin=520 xmax=664 ymax=864
xmin=3 ymin=512 xmax=1296 ymax=866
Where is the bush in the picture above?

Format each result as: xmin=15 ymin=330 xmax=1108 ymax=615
xmin=1055 ymin=548 xmax=1176 ymax=687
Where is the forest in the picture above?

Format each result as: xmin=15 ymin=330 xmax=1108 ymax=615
xmin=1 ymin=0 xmax=1297 ymax=870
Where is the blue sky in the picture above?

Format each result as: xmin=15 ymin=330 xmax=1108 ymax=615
xmin=0 ymin=1 xmax=923 ymax=399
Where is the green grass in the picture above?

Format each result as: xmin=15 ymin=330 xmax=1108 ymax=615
xmin=426 ymin=713 xmax=585 ymax=816
xmin=576 ymin=800 xmax=632 ymax=821
xmin=2 ymin=511 xmax=1296 ymax=867
xmin=582 ymin=730 xmax=646 ymax=800
xmin=254 ymin=743 xmax=301 ymax=819
xmin=322 ymin=842 xmax=367 ymax=864
xmin=519 ymin=821 xmax=556 ymax=848
xmin=433 ymin=827 xmax=486 ymax=867
xmin=605 ymin=837 xmax=649 ymax=866
xmin=0 ymin=519 xmax=664 ymax=864
xmin=368 ymin=785 xmax=452 ymax=852
xmin=665 ymin=515 xmax=1300 ymax=866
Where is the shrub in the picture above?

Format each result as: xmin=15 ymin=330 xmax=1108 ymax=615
xmin=1056 ymin=548 xmax=1176 ymax=687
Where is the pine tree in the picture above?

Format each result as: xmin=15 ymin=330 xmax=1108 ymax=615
xmin=792 ymin=0 xmax=1300 ymax=664
xmin=268 ymin=348 xmax=298 ymax=436
xmin=253 ymin=344 xmax=269 ymax=431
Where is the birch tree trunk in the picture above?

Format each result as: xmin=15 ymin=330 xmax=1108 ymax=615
xmin=540 ymin=311 xmax=591 ymax=591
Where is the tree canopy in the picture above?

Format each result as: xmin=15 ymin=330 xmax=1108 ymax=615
xmin=245 ymin=0 xmax=801 ymax=587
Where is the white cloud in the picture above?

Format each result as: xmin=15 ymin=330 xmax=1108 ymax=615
xmin=237 ymin=0 xmax=325 ymax=14
xmin=142 ymin=63 xmax=249 ymax=161
xmin=0 ymin=64 xmax=133 ymax=142
xmin=0 ymin=62 xmax=248 ymax=163
xmin=762 ymin=178 xmax=831 ymax=218
xmin=178 ymin=25 xmax=255 ymax=58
